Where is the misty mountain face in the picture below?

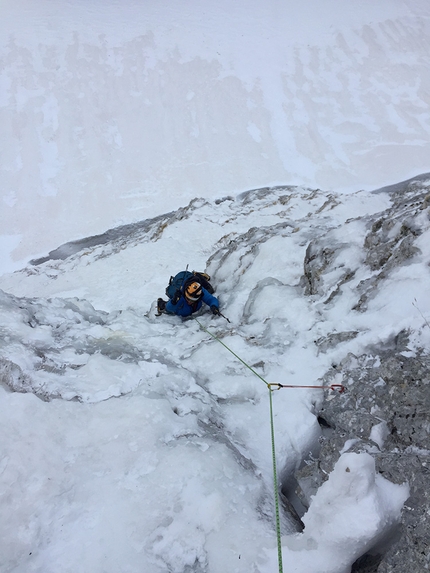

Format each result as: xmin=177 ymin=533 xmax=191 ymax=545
xmin=1 ymin=175 xmax=429 ymax=571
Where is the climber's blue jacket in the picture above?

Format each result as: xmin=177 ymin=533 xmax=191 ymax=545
xmin=165 ymin=288 xmax=219 ymax=317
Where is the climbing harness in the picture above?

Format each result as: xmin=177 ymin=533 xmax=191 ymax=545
xmin=193 ymin=317 xmax=345 ymax=573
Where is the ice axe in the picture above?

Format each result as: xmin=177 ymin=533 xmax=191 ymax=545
xmin=211 ymin=306 xmax=231 ymax=323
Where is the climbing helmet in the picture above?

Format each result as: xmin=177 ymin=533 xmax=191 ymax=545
xmin=185 ymin=281 xmax=203 ymax=302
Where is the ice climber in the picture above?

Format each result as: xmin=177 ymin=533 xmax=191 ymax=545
xmin=157 ymin=271 xmax=220 ymax=318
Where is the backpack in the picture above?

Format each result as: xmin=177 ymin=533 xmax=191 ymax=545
xmin=165 ymin=271 xmax=215 ymax=301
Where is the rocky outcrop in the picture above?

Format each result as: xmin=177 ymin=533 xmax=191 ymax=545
xmin=301 ymin=348 xmax=430 ymax=572
xmin=296 ymin=177 xmax=430 ymax=572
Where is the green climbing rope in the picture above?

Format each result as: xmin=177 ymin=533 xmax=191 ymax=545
xmin=193 ymin=317 xmax=284 ymax=573
xmin=269 ymin=385 xmax=284 ymax=573
xmin=193 ymin=318 xmax=268 ymax=385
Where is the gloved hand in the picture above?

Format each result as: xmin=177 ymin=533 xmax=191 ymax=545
xmin=210 ymin=305 xmax=220 ymax=316
xmin=172 ymin=290 xmax=181 ymax=304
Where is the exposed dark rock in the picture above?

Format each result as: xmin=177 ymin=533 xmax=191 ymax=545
xmin=301 ymin=241 xmax=336 ymax=296
xmin=354 ymin=183 xmax=430 ymax=312
xmin=363 ymin=218 xmax=420 ymax=272
xmin=351 ymin=552 xmax=383 ymax=573
xmin=314 ymin=331 xmax=359 ymax=353
xmin=296 ymin=345 xmax=430 ymax=572
xmin=0 ymin=358 xmax=35 ymax=395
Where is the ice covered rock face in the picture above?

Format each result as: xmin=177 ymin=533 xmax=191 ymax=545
xmin=0 ymin=175 xmax=429 ymax=573
xmin=296 ymin=176 xmax=430 ymax=572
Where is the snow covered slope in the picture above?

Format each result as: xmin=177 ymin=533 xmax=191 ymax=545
xmin=1 ymin=177 xmax=429 ymax=572
xmin=1 ymin=0 xmax=430 ymax=263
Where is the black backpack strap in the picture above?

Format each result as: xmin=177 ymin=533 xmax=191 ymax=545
xmin=193 ymin=272 xmax=215 ymax=294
